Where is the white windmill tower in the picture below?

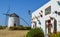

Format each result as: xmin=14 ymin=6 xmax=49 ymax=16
xmin=3 ymin=13 xmax=20 ymax=27
xmin=8 ymin=13 xmax=20 ymax=27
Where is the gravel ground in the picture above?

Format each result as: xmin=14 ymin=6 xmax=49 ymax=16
xmin=0 ymin=29 xmax=29 ymax=37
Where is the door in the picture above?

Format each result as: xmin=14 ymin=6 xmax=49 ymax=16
xmin=14 ymin=23 xmax=16 ymax=27
xmin=53 ymin=19 xmax=57 ymax=34
xmin=45 ymin=20 xmax=52 ymax=37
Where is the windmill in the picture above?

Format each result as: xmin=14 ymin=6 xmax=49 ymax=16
xmin=1 ymin=6 xmax=30 ymax=27
xmin=6 ymin=13 xmax=30 ymax=27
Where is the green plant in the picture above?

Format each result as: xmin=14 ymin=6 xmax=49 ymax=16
xmin=50 ymin=32 xmax=60 ymax=37
xmin=9 ymin=26 xmax=31 ymax=30
xmin=9 ymin=26 xmax=24 ymax=30
xmin=26 ymin=28 xmax=44 ymax=37
xmin=0 ymin=26 xmax=6 ymax=29
xmin=25 ymin=27 xmax=31 ymax=30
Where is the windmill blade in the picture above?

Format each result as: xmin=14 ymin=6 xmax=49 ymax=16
xmin=5 ymin=6 xmax=10 ymax=26
xmin=20 ymin=17 xmax=30 ymax=27
xmin=7 ymin=5 xmax=10 ymax=14
xmin=2 ymin=13 xmax=10 ymax=16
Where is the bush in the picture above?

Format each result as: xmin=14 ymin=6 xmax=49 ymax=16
xmin=9 ymin=26 xmax=31 ymax=30
xmin=0 ymin=26 xmax=6 ymax=29
xmin=50 ymin=32 xmax=60 ymax=37
xmin=26 ymin=28 xmax=44 ymax=37
xmin=25 ymin=27 xmax=31 ymax=30
xmin=9 ymin=26 xmax=24 ymax=30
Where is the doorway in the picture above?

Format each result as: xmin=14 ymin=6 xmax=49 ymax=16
xmin=14 ymin=23 xmax=16 ymax=27
xmin=45 ymin=20 xmax=52 ymax=37
xmin=53 ymin=19 xmax=57 ymax=34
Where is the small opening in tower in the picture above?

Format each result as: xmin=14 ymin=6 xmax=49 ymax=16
xmin=14 ymin=23 xmax=16 ymax=27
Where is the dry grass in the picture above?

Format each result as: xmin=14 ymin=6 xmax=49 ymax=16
xmin=0 ymin=29 xmax=29 ymax=37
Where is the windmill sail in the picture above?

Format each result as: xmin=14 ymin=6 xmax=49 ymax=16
xmin=20 ymin=17 xmax=30 ymax=27
xmin=5 ymin=6 xmax=10 ymax=26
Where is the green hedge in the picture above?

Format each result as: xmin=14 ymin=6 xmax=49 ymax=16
xmin=25 ymin=27 xmax=31 ymax=30
xmin=9 ymin=26 xmax=31 ymax=30
xmin=0 ymin=26 xmax=6 ymax=29
xmin=26 ymin=28 xmax=44 ymax=37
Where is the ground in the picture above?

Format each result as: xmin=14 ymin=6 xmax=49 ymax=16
xmin=0 ymin=29 xmax=29 ymax=37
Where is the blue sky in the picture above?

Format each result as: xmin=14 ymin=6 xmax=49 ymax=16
xmin=0 ymin=0 xmax=49 ymax=26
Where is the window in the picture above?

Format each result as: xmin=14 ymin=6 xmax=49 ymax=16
xmin=45 ymin=6 xmax=51 ymax=15
xmin=58 ymin=12 xmax=60 ymax=15
xmin=57 ymin=1 xmax=60 ymax=6
xmin=37 ymin=20 xmax=41 ymax=25
xmin=33 ymin=21 xmax=37 ymax=28
xmin=41 ymin=10 xmax=43 ymax=13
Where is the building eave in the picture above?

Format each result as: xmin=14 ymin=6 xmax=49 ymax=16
xmin=32 ymin=1 xmax=51 ymax=15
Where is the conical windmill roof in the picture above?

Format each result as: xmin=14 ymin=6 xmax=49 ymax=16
xmin=10 ymin=13 xmax=19 ymax=17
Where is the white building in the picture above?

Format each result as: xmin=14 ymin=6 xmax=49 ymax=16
xmin=32 ymin=0 xmax=60 ymax=37
xmin=8 ymin=13 xmax=20 ymax=27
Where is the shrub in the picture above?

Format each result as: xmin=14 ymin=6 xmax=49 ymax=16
xmin=0 ymin=26 xmax=6 ymax=29
xmin=9 ymin=26 xmax=24 ymax=30
xmin=25 ymin=27 xmax=31 ymax=30
xmin=26 ymin=28 xmax=44 ymax=37
xmin=50 ymin=32 xmax=60 ymax=37
xmin=9 ymin=26 xmax=31 ymax=30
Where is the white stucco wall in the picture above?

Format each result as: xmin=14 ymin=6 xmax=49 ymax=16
xmin=8 ymin=17 xmax=20 ymax=27
xmin=51 ymin=0 xmax=60 ymax=12
xmin=32 ymin=0 xmax=60 ymax=37
xmin=51 ymin=0 xmax=60 ymax=32
xmin=32 ymin=1 xmax=51 ymax=34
